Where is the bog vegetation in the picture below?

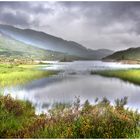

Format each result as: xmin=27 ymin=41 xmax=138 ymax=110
xmin=0 ymin=64 xmax=56 ymax=87
xmin=91 ymin=69 xmax=140 ymax=85
xmin=0 ymin=95 xmax=139 ymax=138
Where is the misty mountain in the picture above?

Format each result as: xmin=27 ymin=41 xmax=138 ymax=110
xmin=0 ymin=32 xmax=85 ymax=61
xmin=103 ymin=47 xmax=140 ymax=61
xmin=0 ymin=24 xmax=113 ymax=60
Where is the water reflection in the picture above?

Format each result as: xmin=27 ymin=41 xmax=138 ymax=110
xmin=3 ymin=61 xmax=140 ymax=113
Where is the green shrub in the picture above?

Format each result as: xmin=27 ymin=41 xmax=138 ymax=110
xmin=0 ymin=95 xmax=139 ymax=138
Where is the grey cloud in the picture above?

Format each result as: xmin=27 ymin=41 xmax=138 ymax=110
xmin=0 ymin=1 xmax=140 ymax=50
xmin=0 ymin=1 xmax=54 ymax=27
xmin=59 ymin=2 xmax=140 ymax=29
xmin=0 ymin=1 xmax=54 ymax=14
xmin=0 ymin=11 xmax=32 ymax=26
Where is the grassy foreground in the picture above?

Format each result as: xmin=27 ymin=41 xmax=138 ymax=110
xmin=91 ymin=69 xmax=140 ymax=85
xmin=0 ymin=64 xmax=55 ymax=87
xmin=0 ymin=95 xmax=139 ymax=138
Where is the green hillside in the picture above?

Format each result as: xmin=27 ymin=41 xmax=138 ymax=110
xmin=0 ymin=35 xmax=47 ymax=58
xmin=0 ymin=24 xmax=114 ymax=60
xmin=0 ymin=35 xmax=83 ymax=63
xmin=103 ymin=47 xmax=140 ymax=63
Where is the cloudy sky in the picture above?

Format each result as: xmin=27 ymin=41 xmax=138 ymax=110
xmin=0 ymin=1 xmax=140 ymax=51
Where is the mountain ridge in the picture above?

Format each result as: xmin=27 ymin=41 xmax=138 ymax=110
xmin=0 ymin=24 xmax=113 ymax=60
xmin=103 ymin=47 xmax=140 ymax=63
xmin=0 ymin=32 xmax=86 ymax=63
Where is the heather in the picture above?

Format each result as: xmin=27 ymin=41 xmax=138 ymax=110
xmin=0 ymin=95 xmax=139 ymax=138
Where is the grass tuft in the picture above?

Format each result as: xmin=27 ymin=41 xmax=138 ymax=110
xmin=0 ymin=95 xmax=139 ymax=138
xmin=91 ymin=69 xmax=140 ymax=85
xmin=0 ymin=64 xmax=56 ymax=87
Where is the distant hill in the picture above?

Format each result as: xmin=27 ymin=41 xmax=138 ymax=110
xmin=0 ymin=24 xmax=113 ymax=60
xmin=103 ymin=47 xmax=140 ymax=63
xmin=0 ymin=33 xmax=84 ymax=62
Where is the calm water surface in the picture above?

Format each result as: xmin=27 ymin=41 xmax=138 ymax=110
xmin=3 ymin=61 xmax=140 ymax=114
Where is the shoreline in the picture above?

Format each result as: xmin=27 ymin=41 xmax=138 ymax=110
xmin=103 ymin=59 xmax=140 ymax=65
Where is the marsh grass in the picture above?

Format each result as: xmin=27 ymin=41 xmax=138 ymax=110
xmin=0 ymin=64 xmax=55 ymax=87
xmin=0 ymin=95 xmax=139 ymax=138
xmin=91 ymin=69 xmax=140 ymax=85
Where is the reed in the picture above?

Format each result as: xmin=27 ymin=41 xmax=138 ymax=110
xmin=0 ymin=64 xmax=55 ymax=87
xmin=91 ymin=69 xmax=140 ymax=85
xmin=0 ymin=95 xmax=139 ymax=138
